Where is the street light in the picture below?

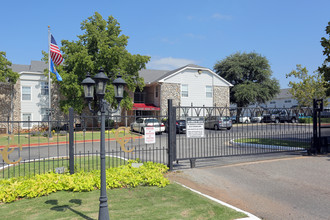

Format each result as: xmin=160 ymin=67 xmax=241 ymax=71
xmin=82 ymin=67 xmax=126 ymax=220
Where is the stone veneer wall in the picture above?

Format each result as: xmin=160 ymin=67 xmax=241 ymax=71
xmin=213 ymin=86 xmax=230 ymax=107
xmin=160 ymin=83 xmax=180 ymax=116
xmin=0 ymin=81 xmax=21 ymax=133
xmin=213 ymin=86 xmax=230 ymax=116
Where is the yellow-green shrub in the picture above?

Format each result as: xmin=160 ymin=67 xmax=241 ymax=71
xmin=0 ymin=161 xmax=169 ymax=203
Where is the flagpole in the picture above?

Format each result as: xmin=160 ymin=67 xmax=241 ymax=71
xmin=48 ymin=26 xmax=52 ymax=138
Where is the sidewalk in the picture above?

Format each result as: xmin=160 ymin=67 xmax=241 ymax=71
xmin=167 ymin=154 xmax=330 ymax=220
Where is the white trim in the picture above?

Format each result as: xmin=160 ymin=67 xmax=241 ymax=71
xmin=21 ymin=86 xmax=32 ymax=101
xmin=159 ymin=66 xmax=233 ymax=87
xmin=206 ymin=85 xmax=212 ymax=98
xmin=181 ymin=84 xmax=188 ymax=98
xmin=22 ymin=113 xmax=32 ymax=128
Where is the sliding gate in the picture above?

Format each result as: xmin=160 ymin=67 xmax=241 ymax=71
xmin=167 ymin=100 xmax=313 ymax=169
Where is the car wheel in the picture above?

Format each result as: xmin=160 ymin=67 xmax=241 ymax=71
xmin=291 ymin=118 xmax=296 ymax=123
xmin=227 ymin=127 xmax=231 ymax=130
xmin=214 ymin=124 xmax=219 ymax=130
xmin=275 ymin=118 xmax=280 ymax=124
xmin=141 ymin=128 xmax=145 ymax=135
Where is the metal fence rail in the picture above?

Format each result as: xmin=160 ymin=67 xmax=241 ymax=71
xmin=0 ymin=103 xmax=316 ymax=178
xmin=170 ymin=105 xmax=313 ymax=167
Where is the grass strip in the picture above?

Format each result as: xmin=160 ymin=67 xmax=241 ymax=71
xmin=234 ymin=138 xmax=309 ymax=148
xmin=0 ymin=183 xmax=247 ymax=220
xmin=0 ymin=156 xmax=126 ymax=179
xmin=0 ymin=129 xmax=139 ymax=146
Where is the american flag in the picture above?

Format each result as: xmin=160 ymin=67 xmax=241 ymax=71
xmin=50 ymin=34 xmax=63 ymax=65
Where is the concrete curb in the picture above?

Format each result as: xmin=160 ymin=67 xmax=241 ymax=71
xmin=176 ymin=182 xmax=261 ymax=220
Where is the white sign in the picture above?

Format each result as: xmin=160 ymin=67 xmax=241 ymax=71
xmin=144 ymin=126 xmax=156 ymax=144
xmin=186 ymin=117 xmax=205 ymax=138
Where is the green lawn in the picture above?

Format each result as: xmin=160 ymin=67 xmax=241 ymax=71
xmin=234 ymin=138 xmax=309 ymax=148
xmin=1 ymin=156 xmax=127 ymax=179
xmin=0 ymin=129 xmax=138 ymax=146
xmin=0 ymin=183 xmax=247 ymax=220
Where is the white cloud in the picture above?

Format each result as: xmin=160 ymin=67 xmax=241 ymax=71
xmin=212 ymin=13 xmax=232 ymax=20
xmin=147 ymin=57 xmax=199 ymax=70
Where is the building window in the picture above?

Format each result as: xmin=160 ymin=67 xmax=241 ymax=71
xmin=206 ymin=86 xmax=212 ymax=98
xmin=41 ymin=108 xmax=49 ymax=121
xmin=155 ymin=86 xmax=159 ymax=98
xmin=181 ymin=84 xmax=188 ymax=97
xmin=285 ymin=100 xmax=291 ymax=103
xmin=22 ymin=113 xmax=32 ymax=128
xmin=22 ymin=86 xmax=31 ymax=101
xmin=41 ymin=82 xmax=49 ymax=96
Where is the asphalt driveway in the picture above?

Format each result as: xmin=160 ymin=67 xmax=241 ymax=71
xmin=167 ymin=154 xmax=330 ymax=220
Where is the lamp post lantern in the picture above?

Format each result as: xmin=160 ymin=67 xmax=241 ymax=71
xmin=82 ymin=67 xmax=126 ymax=220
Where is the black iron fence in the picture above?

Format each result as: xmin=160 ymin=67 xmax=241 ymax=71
xmin=1 ymin=101 xmax=317 ymax=178
xmin=167 ymin=101 xmax=313 ymax=168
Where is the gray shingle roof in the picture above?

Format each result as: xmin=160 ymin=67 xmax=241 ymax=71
xmin=9 ymin=61 xmax=48 ymax=73
xmin=139 ymin=64 xmax=205 ymax=84
xmin=138 ymin=69 xmax=169 ymax=84
xmin=275 ymin=88 xmax=292 ymax=99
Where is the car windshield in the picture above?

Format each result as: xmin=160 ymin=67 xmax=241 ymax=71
xmin=145 ymin=119 xmax=159 ymax=124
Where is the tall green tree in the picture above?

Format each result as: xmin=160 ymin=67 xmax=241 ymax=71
xmin=214 ymin=52 xmax=280 ymax=108
xmin=45 ymin=12 xmax=150 ymax=114
xmin=0 ymin=51 xmax=19 ymax=84
xmin=318 ymin=21 xmax=330 ymax=96
xmin=286 ymin=64 xmax=327 ymax=107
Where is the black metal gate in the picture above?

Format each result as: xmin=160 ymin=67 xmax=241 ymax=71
xmin=310 ymin=99 xmax=330 ymax=154
xmin=167 ymin=100 xmax=313 ymax=169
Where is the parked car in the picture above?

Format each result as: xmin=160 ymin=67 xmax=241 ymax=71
xmin=164 ymin=120 xmax=186 ymax=134
xmin=204 ymin=116 xmax=232 ymax=130
xmin=231 ymin=115 xmax=251 ymax=123
xmin=130 ymin=118 xmax=165 ymax=135
xmin=250 ymin=116 xmax=263 ymax=123
xmin=262 ymin=110 xmax=298 ymax=123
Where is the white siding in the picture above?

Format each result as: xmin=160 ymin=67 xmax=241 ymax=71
xmin=163 ymin=69 xmax=224 ymax=107
xmin=20 ymin=73 xmax=49 ymax=126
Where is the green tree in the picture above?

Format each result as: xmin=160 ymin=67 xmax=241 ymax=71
xmin=0 ymin=51 xmax=19 ymax=84
xmin=318 ymin=21 xmax=330 ymax=96
xmin=45 ymin=12 xmax=149 ymax=114
xmin=286 ymin=64 xmax=328 ymax=107
xmin=214 ymin=52 xmax=280 ymax=108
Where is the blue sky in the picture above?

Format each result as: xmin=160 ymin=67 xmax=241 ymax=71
xmin=1 ymin=0 xmax=329 ymax=88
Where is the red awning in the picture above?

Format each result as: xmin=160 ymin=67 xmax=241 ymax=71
xmin=132 ymin=103 xmax=160 ymax=111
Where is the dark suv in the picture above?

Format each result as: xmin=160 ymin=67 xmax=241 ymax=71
xmin=164 ymin=120 xmax=186 ymax=134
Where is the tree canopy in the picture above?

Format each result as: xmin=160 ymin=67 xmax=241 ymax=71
xmin=0 ymin=51 xmax=19 ymax=84
xmin=214 ymin=52 xmax=280 ymax=108
xmin=286 ymin=64 xmax=328 ymax=107
xmin=319 ymin=21 xmax=330 ymax=96
xmin=45 ymin=12 xmax=150 ymax=114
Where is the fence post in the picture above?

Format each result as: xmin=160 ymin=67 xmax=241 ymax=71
xmin=69 ymin=107 xmax=74 ymax=174
xmin=167 ymin=99 xmax=176 ymax=171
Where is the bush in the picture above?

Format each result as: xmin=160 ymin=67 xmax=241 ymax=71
xmin=299 ymin=118 xmax=313 ymax=123
xmin=105 ymin=119 xmax=114 ymax=129
xmin=0 ymin=160 xmax=169 ymax=203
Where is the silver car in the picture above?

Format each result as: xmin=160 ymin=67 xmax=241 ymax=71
xmin=205 ymin=116 xmax=232 ymax=130
xmin=130 ymin=118 xmax=165 ymax=135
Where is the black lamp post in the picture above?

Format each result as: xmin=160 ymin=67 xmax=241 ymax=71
xmin=82 ymin=67 xmax=126 ymax=220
